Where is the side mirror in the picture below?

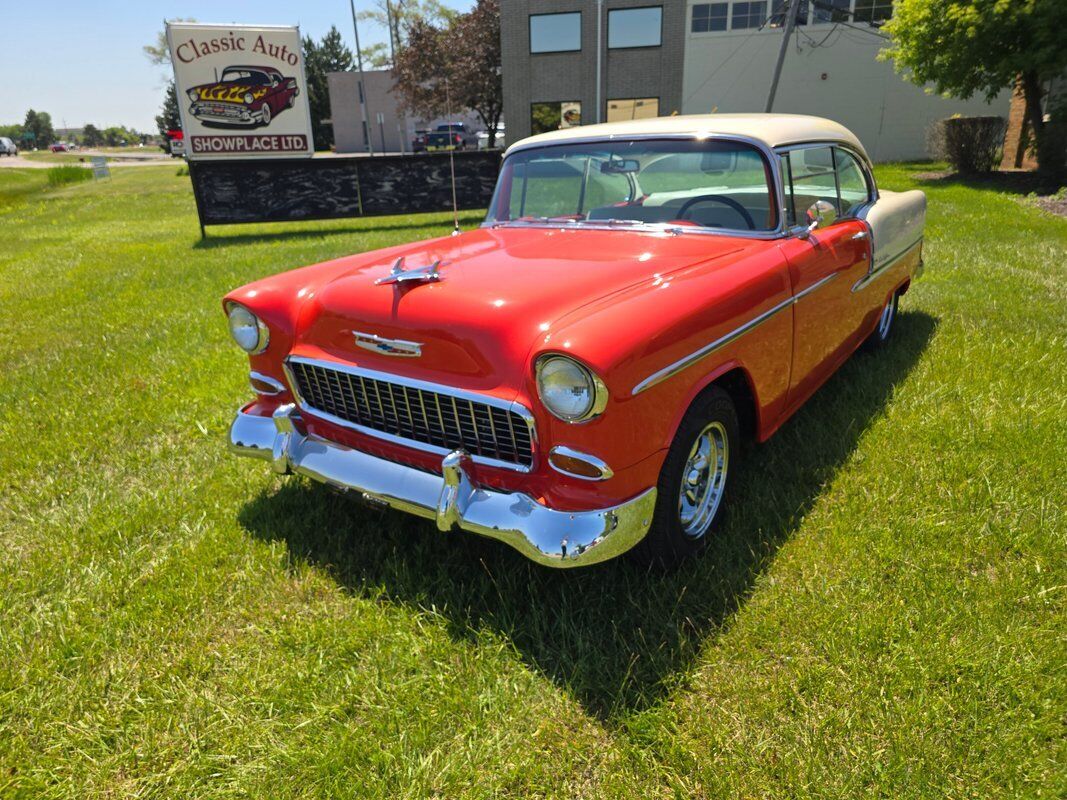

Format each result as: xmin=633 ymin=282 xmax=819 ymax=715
xmin=805 ymin=199 xmax=837 ymax=232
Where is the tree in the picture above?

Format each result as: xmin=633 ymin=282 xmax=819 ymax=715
xmin=143 ymin=18 xmax=196 ymax=66
xmin=23 ymin=109 xmax=55 ymax=148
xmin=155 ymin=82 xmax=181 ymax=138
xmin=303 ymin=26 xmax=354 ymax=150
xmin=883 ymin=0 xmax=1067 ymax=182
xmin=392 ymin=1 xmax=503 ymax=146
xmin=82 ymin=124 xmax=103 ymax=147
xmin=357 ymin=0 xmax=457 ymax=68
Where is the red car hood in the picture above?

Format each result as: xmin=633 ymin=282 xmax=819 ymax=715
xmin=285 ymin=226 xmax=762 ymax=392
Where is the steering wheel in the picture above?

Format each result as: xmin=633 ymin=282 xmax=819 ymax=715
xmin=675 ymin=194 xmax=756 ymax=230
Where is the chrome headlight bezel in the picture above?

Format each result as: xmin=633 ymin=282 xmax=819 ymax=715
xmin=535 ymin=354 xmax=609 ymax=423
xmin=226 ymin=301 xmax=270 ymax=355
xmin=243 ymin=92 xmax=255 ymax=105
xmin=187 ymin=88 xmax=199 ymax=102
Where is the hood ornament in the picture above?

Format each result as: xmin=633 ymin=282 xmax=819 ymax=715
xmin=352 ymin=330 xmax=422 ymax=357
xmin=375 ymin=256 xmax=443 ymax=286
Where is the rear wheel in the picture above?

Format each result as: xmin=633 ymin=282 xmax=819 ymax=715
xmin=862 ymin=290 xmax=899 ymax=351
xmin=632 ymin=386 xmax=739 ymax=566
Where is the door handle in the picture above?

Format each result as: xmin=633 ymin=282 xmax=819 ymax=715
xmin=851 ymin=230 xmax=869 ymax=240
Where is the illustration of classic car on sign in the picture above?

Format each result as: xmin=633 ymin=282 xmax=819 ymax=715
xmin=186 ymin=65 xmax=298 ymax=127
xmin=224 ymin=114 xmax=926 ymax=567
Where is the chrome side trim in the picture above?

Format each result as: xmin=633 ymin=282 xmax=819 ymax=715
xmin=229 ymin=406 xmax=656 ymax=568
xmin=283 ymin=356 xmax=538 ymax=473
xmin=548 ymin=445 xmax=615 ymax=481
xmin=851 ymin=238 xmax=922 ymax=293
xmin=249 ymin=371 xmax=286 ymax=396
xmin=631 ymin=272 xmax=838 ymax=396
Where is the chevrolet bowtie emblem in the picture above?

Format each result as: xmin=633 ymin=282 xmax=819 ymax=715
xmin=375 ymin=256 xmax=443 ymax=286
xmin=352 ymin=331 xmax=423 ymax=357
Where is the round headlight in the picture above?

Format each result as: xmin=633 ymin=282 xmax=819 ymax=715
xmin=187 ymin=88 xmax=198 ymax=102
xmin=536 ymin=356 xmax=607 ymax=422
xmin=243 ymin=92 xmax=255 ymax=105
xmin=227 ymin=303 xmax=268 ymax=354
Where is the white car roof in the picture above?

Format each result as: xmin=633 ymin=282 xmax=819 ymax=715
xmin=504 ymin=113 xmax=869 ymax=162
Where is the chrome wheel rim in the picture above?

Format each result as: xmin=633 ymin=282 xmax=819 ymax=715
xmin=878 ymin=295 xmax=896 ymax=338
xmin=678 ymin=421 xmax=729 ymax=539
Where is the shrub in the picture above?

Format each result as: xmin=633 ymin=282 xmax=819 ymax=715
xmin=46 ymin=165 xmax=93 ymax=188
xmin=928 ymin=116 xmax=1007 ymax=174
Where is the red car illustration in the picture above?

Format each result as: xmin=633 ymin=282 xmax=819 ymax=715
xmin=186 ymin=65 xmax=299 ymax=128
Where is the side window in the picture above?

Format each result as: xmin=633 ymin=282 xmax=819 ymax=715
xmin=834 ymin=149 xmax=871 ymax=216
xmin=784 ymin=146 xmax=837 ymax=225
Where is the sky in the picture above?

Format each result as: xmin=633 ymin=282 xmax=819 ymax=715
xmin=0 ymin=0 xmax=473 ymax=133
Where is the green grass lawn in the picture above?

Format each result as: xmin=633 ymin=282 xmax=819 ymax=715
xmin=0 ymin=164 xmax=1063 ymax=798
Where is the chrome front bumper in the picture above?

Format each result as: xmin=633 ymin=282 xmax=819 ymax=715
xmin=229 ymin=405 xmax=656 ymax=567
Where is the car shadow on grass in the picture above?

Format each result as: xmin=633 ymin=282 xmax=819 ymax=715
xmin=238 ymin=310 xmax=936 ymax=720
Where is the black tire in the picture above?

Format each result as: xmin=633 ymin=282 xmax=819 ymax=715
xmin=862 ymin=289 xmax=899 ymax=351
xmin=632 ymin=386 xmax=740 ymax=567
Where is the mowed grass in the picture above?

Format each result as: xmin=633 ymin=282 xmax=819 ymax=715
xmin=0 ymin=163 xmax=1063 ymax=798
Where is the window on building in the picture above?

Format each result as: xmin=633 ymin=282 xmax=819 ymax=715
xmin=606 ymin=98 xmax=660 ymax=122
xmin=811 ymin=0 xmax=851 ymax=23
xmin=531 ymin=101 xmax=582 ymax=135
xmin=691 ymin=3 xmax=729 ymax=32
xmin=769 ymin=0 xmax=807 ymax=27
xmin=731 ymin=1 xmax=767 ymax=30
xmin=530 ymin=12 xmax=581 ymax=53
xmin=608 ymin=6 xmax=663 ymax=48
xmin=853 ymin=0 xmax=893 ymax=24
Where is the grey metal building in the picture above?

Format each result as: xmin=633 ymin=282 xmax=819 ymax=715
xmin=501 ymin=1 xmax=687 ymax=143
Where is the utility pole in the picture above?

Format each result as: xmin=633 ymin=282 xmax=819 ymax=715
xmin=765 ymin=0 xmax=802 ymax=113
xmin=595 ymin=0 xmax=605 ymax=123
xmin=350 ymin=0 xmax=375 ymax=154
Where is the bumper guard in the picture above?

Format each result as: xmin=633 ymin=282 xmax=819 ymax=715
xmin=229 ymin=405 xmax=656 ymax=567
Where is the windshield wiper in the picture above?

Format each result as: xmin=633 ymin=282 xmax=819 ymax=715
xmin=576 ymin=218 xmax=648 ymax=226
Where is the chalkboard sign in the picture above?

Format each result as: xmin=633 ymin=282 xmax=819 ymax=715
xmin=187 ymin=150 xmax=501 ymax=230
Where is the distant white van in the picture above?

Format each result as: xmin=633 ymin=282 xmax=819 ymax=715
xmin=0 ymin=137 xmax=18 ymax=156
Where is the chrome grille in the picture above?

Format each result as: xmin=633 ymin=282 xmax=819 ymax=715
xmin=287 ymin=359 xmax=534 ymax=469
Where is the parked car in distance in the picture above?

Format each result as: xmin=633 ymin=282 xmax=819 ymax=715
xmin=477 ymin=125 xmax=506 ymax=150
xmin=435 ymin=123 xmax=477 ymax=149
xmin=224 ymin=114 xmax=926 ymax=568
xmin=186 ymin=64 xmax=299 ymax=128
xmin=50 ymin=142 xmax=69 ymax=153
xmin=411 ymin=129 xmax=430 ymax=153
xmin=0 ymin=137 xmax=17 ymax=156
xmin=424 ymin=130 xmax=464 ymax=151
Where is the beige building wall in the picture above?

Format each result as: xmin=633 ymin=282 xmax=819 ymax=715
xmin=681 ymin=1 xmax=1010 ymax=161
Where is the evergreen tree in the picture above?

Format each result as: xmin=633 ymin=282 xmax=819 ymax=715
xmin=23 ymin=109 xmax=55 ymax=148
xmin=155 ymin=81 xmax=181 ymax=138
xmin=303 ymin=26 xmax=354 ymax=151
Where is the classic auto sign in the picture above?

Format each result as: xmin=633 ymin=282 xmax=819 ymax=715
xmin=166 ymin=22 xmax=313 ymax=159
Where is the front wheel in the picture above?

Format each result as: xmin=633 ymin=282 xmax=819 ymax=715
xmin=259 ymin=103 xmax=272 ymax=126
xmin=632 ymin=386 xmax=739 ymax=566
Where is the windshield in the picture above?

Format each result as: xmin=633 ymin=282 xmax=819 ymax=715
xmin=487 ymin=139 xmax=777 ymax=232
xmin=221 ymin=69 xmax=270 ymax=85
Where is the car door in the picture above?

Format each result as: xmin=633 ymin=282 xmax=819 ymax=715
xmin=777 ymin=145 xmax=873 ymax=407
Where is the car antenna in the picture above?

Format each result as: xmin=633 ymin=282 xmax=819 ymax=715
xmin=444 ymin=77 xmax=460 ymax=236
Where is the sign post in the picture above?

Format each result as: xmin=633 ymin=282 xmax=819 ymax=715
xmin=166 ymin=22 xmax=314 ymax=161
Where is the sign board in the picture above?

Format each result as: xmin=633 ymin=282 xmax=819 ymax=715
xmin=91 ymin=157 xmax=110 ymax=180
xmin=166 ymin=22 xmax=314 ymax=159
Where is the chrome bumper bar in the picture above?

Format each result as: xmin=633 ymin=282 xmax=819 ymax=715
xmin=228 ymin=405 xmax=656 ymax=567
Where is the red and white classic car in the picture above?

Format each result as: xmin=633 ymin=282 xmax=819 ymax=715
xmin=226 ymin=114 xmax=925 ymax=567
